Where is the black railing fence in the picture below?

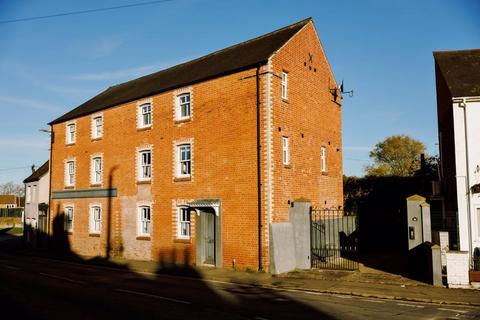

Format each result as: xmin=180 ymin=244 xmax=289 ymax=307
xmin=310 ymin=208 xmax=359 ymax=270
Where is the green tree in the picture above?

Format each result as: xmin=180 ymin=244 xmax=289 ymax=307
xmin=365 ymin=135 xmax=427 ymax=177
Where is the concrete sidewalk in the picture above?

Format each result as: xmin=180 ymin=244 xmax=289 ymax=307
xmin=101 ymin=257 xmax=480 ymax=307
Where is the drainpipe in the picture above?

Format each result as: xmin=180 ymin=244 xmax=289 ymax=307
xmin=458 ymin=99 xmax=473 ymax=266
xmin=256 ymin=65 xmax=263 ymax=271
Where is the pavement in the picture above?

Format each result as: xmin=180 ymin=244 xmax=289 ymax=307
xmin=1 ymin=235 xmax=479 ymax=308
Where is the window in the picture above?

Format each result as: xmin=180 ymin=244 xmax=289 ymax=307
xmin=66 ymin=123 xmax=76 ymax=144
xmin=26 ymin=186 xmax=31 ymax=203
xmin=282 ymin=136 xmax=290 ymax=165
xmin=321 ymin=146 xmax=327 ymax=173
xmin=177 ymin=144 xmax=191 ymax=177
xmin=91 ymin=157 xmax=102 ymax=184
xmin=138 ymin=150 xmax=152 ymax=180
xmin=65 ymin=160 xmax=75 ymax=186
xmin=65 ymin=206 xmax=74 ymax=232
xmin=176 ymin=93 xmax=191 ymax=120
xmin=178 ymin=207 xmax=190 ymax=239
xmin=90 ymin=206 xmax=101 ymax=233
xmin=138 ymin=205 xmax=151 ymax=236
xmin=32 ymin=185 xmax=37 ymax=202
xmin=281 ymin=71 xmax=288 ymax=100
xmin=139 ymin=103 xmax=152 ymax=128
xmin=92 ymin=116 xmax=103 ymax=139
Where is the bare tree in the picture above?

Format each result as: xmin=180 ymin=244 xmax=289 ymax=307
xmin=0 ymin=181 xmax=25 ymax=197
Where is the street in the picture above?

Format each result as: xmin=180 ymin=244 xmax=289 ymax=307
xmin=0 ymin=252 xmax=479 ymax=320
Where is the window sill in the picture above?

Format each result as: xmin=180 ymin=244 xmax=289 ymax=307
xmin=136 ymin=180 xmax=152 ymax=185
xmin=281 ymin=98 xmax=289 ymax=104
xmin=64 ymin=185 xmax=75 ymax=190
xmin=65 ymin=143 xmax=76 ymax=146
xmin=90 ymin=183 xmax=102 ymax=188
xmin=67 ymin=231 xmax=73 ymax=235
xmin=136 ymin=236 xmax=151 ymax=241
xmin=174 ymin=238 xmax=191 ymax=244
xmin=321 ymin=172 xmax=328 ymax=176
xmin=136 ymin=126 xmax=152 ymax=132
xmin=283 ymin=164 xmax=292 ymax=169
xmin=173 ymin=176 xmax=191 ymax=182
xmin=91 ymin=137 xmax=103 ymax=141
xmin=174 ymin=118 xmax=191 ymax=124
xmin=89 ymin=233 xmax=100 ymax=237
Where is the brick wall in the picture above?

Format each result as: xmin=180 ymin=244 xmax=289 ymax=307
xmin=50 ymin=21 xmax=342 ymax=270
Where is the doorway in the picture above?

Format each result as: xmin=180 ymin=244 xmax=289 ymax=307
xmin=195 ymin=207 xmax=222 ymax=267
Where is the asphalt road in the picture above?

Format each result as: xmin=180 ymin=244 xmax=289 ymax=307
xmin=0 ymin=253 xmax=479 ymax=320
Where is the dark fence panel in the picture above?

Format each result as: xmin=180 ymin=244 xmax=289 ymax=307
xmin=310 ymin=208 xmax=359 ymax=270
xmin=0 ymin=208 xmax=23 ymax=218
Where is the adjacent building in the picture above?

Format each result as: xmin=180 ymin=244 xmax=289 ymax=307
xmin=48 ymin=18 xmax=343 ymax=270
xmin=434 ymin=49 xmax=480 ymax=268
xmin=23 ymin=161 xmax=50 ymax=247
xmin=0 ymin=195 xmax=22 ymax=209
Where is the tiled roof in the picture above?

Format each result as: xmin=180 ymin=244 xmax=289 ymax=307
xmin=50 ymin=18 xmax=311 ymax=125
xmin=434 ymin=49 xmax=480 ymax=97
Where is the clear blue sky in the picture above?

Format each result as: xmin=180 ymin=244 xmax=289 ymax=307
xmin=0 ymin=0 xmax=478 ymax=184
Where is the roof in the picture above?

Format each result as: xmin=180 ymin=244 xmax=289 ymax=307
xmin=50 ymin=18 xmax=312 ymax=125
xmin=23 ymin=161 xmax=49 ymax=183
xmin=0 ymin=195 xmax=17 ymax=204
xmin=433 ymin=49 xmax=480 ymax=97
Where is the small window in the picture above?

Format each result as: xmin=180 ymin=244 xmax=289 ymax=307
xmin=139 ymin=103 xmax=152 ymax=128
xmin=176 ymin=93 xmax=191 ymax=120
xmin=177 ymin=144 xmax=191 ymax=177
xmin=92 ymin=116 xmax=103 ymax=139
xmin=321 ymin=146 xmax=327 ymax=173
xmin=138 ymin=205 xmax=151 ymax=236
xmin=138 ymin=150 xmax=152 ymax=180
xmin=281 ymin=71 xmax=288 ymax=100
xmin=178 ymin=207 xmax=190 ymax=239
xmin=282 ymin=137 xmax=290 ymax=165
xmin=65 ymin=160 xmax=75 ymax=186
xmin=91 ymin=157 xmax=102 ymax=184
xmin=26 ymin=186 xmax=31 ymax=203
xmin=90 ymin=206 xmax=101 ymax=233
xmin=65 ymin=206 xmax=74 ymax=232
xmin=32 ymin=185 xmax=37 ymax=202
xmin=66 ymin=123 xmax=76 ymax=144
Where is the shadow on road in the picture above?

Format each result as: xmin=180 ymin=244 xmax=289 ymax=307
xmin=0 ymin=208 xmax=336 ymax=320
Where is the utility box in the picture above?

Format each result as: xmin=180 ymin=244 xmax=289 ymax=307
xmin=406 ymin=195 xmax=432 ymax=250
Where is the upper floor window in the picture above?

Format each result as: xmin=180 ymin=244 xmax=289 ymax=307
xmin=282 ymin=136 xmax=290 ymax=165
xmin=65 ymin=206 xmax=74 ymax=232
xmin=138 ymin=149 xmax=152 ymax=181
xmin=90 ymin=205 xmax=101 ymax=234
xmin=26 ymin=186 xmax=31 ymax=203
xmin=138 ymin=205 xmax=151 ymax=236
xmin=66 ymin=122 xmax=76 ymax=144
xmin=177 ymin=144 xmax=191 ymax=177
xmin=281 ymin=71 xmax=288 ymax=100
xmin=65 ymin=160 xmax=75 ymax=186
xmin=91 ymin=156 xmax=102 ymax=185
xmin=321 ymin=146 xmax=327 ymax=173
xmin=32 ymin=185 xmax=37 ymax=202
xmin=176 ymin=93 xmax=191 ymax=120
xmin=138 ymin=103 xmax=152 ymax=128
xmin=178 ymin=207 xmax=190 ymax=239
xmin=92 ymin=115 xmax=103 ymax=139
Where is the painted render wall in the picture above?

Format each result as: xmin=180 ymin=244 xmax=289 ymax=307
xmin=452 ymin=99 xmax=480 ymax=254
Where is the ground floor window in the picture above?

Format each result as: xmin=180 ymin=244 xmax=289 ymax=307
xmin=178 ymin=207 xmax=190 ymax=239
xmin=138 ymin=205 xmax=151 ymax=236
xmin=90 ymin=206 xmax=101 ymax=233
xmin=64 ymin=206 xmax=74 ymax=232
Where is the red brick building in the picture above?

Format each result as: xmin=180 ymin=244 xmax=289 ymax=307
xmin=49 ymin=18 xmax=343 ymax=270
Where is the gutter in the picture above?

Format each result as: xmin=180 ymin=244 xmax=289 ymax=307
xmin=256 ymin=65 xmax=263 ymax=271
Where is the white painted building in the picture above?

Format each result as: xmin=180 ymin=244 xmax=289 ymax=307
xmin=23 ymin=161 xmax=50 ymax=247
xmin=434 ymin=49 xmax=480 ymax=269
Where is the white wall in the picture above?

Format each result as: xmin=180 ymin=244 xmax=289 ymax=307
xmin=24 ymin=169 xmax=50 ymax=230
xmin=452 ymin=99 xmax=480 ymax=255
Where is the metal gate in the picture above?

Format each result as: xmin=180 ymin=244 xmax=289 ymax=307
xmin=310 ymin=208 xmax=359 ymax=270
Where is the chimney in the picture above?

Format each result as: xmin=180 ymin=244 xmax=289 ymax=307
xmin=31 ymin=164 xmax=36 ymax=173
